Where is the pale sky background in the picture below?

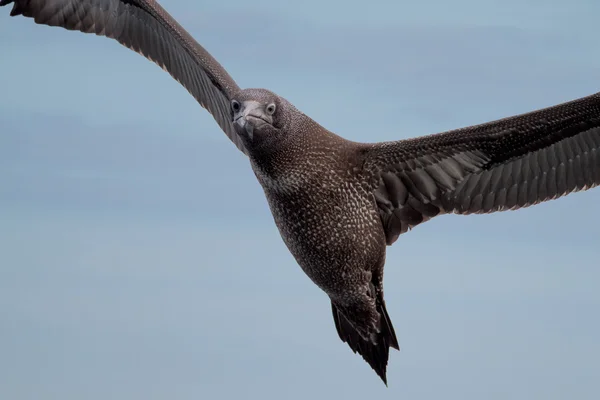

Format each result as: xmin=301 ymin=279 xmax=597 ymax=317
xmin=1 ymin=0 xmax=600 ymax=399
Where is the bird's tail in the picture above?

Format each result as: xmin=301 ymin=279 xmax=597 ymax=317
xmin=331 ymin=298 xmax=399 ymax=385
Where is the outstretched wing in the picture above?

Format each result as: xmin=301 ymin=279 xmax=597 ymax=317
xmin=365 ymin=92 xmax=600 ymax=245
xmin=1 ymin=0 xmax=247 ymax=154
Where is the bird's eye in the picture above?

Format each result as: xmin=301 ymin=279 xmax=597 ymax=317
xmin=231 ymin=100 xmax=241 ymax=112
xmin=266 ymin=103 xmax=276 ymax=115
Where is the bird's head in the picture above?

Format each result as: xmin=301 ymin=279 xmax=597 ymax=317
xmin=231 ymin=88 xmax=296 ymax=152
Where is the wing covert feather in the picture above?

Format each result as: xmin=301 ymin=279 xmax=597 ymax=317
xmin=365 ymin=92 xmax=600 ymax=245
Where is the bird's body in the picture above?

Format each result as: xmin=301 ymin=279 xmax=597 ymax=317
xmin=254 ymin=120 xmax=393 ymax=338
xmin=2 ymin=0 xmax=600 ymax=385
xmin=245 ymin=101 xmax=401 ymax=379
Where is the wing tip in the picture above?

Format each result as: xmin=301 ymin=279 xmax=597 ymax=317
xmin=0 ymin=0 xmax=24 ymax=17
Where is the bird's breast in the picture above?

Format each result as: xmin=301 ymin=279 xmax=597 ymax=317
xmin=258 ymin=163 xmax=386 ymax=297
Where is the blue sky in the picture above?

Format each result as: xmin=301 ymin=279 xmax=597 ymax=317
xmin=1 ymin=0 xmax=600 ymax=398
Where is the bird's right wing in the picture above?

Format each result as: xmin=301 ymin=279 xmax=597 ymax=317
xmin=363 ymin=92 xmax=600 ymax=245
xmin=1 ymin=0 xmax=248 ymax=154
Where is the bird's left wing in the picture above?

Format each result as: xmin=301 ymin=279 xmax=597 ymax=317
xmin=363 ymin=92 xmax=600 ymax=245
xmin=1 ymin=0 xmax=248 ymax=154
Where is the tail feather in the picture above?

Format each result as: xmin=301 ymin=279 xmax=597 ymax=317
xmin=331 ymin=298 xmax=399 ymax=385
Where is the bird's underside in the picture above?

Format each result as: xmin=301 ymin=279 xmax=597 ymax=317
xmin=3 ymin=0 xmax=600 ymax=386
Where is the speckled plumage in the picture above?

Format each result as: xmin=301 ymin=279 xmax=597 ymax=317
xmin=3 ymin=0 xmax=600 ymax=385
xmin=233 ymin=89 xmax=400 ymax=381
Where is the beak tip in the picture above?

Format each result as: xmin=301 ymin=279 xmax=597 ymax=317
xmin=235 ymin=117 xmax=254 ymax=141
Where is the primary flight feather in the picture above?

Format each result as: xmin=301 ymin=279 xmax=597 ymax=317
xmin=2 ymin=0 xmax=599 ymax=385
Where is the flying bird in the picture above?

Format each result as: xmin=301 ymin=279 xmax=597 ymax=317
xmin=2 ymin=0 xmax=600 ymax=384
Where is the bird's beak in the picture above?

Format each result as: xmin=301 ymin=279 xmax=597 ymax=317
xmin=235 ymin=115 xmax=254 ymax=141
xmin=234 ymin=100 xmax=271 ymax=141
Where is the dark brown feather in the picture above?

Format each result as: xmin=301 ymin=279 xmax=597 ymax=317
xmin=1 ymin=0 xmax=247 ymax=153
xmin=332 ymin=296 xmax=399 ymax=385
xmin=366 ymin=93 xmax=600 ymax=244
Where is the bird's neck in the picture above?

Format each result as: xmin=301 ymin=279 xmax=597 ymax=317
xmin=250 ymin=120 xmax=360 ymax=194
